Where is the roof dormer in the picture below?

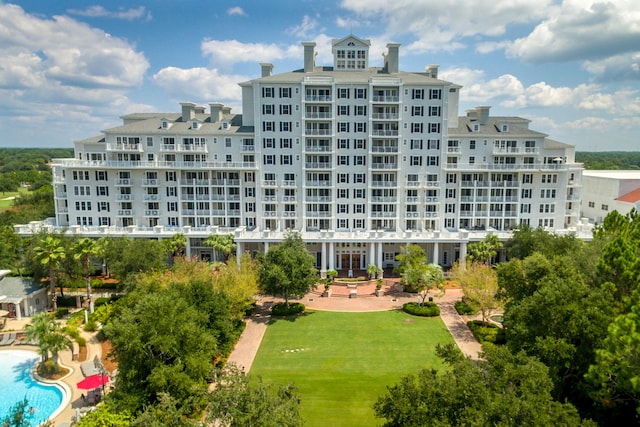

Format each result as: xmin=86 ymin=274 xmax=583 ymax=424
xmin=191 ymin=119 xmax=201 ymax=130
xmin=332 ymin=35 xmax=371 ymax=71
xmin=160 ymin=118 xmax=171 ymax=130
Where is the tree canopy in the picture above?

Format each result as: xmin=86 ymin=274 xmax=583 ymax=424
xmin=258 ymin=232 xmax=318 ymax=307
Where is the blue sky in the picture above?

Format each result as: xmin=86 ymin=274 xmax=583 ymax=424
xmin=1 ymin=0 xmax=639 ymax=151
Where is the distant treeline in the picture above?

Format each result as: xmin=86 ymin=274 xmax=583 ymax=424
xmin=576 ymin=151 xmax=640 ymax=170
xmin=0 ymin=147 xmax=74 ymax=173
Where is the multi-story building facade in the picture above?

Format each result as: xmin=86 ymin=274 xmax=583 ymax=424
xmin=18 ymin=35 xmax=588 ymax=275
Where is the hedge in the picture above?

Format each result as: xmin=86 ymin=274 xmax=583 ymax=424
xmin=467 ymin=320 xmax=506 ymax=344
xmin=271 ymin=302 xmax=305 ymax=316
xmin=403 ymin=301 xmax=440 ymax=317
xmin=454 ymin=300 xmax=477 ymax=315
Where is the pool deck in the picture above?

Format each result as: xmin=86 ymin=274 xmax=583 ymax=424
xmin=1 ymin=317 xmax=104 ymax=426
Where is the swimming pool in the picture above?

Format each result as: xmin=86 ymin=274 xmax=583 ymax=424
xmin=0 ymin=350 xmax=66 ymax=425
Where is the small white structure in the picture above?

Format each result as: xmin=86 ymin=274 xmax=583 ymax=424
xmin=0 ymin=270 xmax=48 ymax=320
xmin=581 ymin=171 xmax=640 ymax=223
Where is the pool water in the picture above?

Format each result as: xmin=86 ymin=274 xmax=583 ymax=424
xmin=0 ymin=350 xmax=64 ymax=425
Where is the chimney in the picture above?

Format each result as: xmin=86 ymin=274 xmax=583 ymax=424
xmin=194 ymin=105 xmax=205 ymax=115
xmin=425 ymin=64 xmax=439 ymax=79
xmin=260 ymin=63 xmax=273 ymax=77
xmin=385 ymin=43 xmax=400 ymax=73
xmin=222 ymin=106 xmax=232 ymax=117
xmin=302 ymin=42 xmax=316 ymax=72
xmin=209 ymin=103 xmax=223 ymax=123
xmin=476 ymin=106 xmax=491 ymax=125
xmin=466 ymin=109 xmax=478 ymax=121
xmin=180 ymin=102 xmax=196 ymax=122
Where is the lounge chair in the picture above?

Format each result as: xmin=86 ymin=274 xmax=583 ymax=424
xmin=0 ymin=333 xmax=16 ymax=346
xmin=0 ymin=334 xmax=8 ymax=345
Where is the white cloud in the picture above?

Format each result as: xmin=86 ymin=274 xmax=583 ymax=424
xmin=227 ymin=7 xmax=246 ymax=17
xmin=67 ymin=5 xmax=151 ymax=21
xmin=152 ymin=67 xmax=248 ymax=106
xmin=506 ymin=0 xmax=640 ymax=63
xmin=201 ymin=39 xmax=301 ymax=69
xmin=286 ymin=15 xmax=319 ymax=38
xmin=583 ymin=52 xmax=640 ymax=81
xmin=340 ymin=0 xmax=552 ymax=52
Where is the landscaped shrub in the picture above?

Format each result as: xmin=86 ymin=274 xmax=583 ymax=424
xmin=454 ymin=300 xmax=476 ymax=315
xmin=55 ymin=307 xmax=69 ymax=318
xmin=403 ymin=301 xmax=440 ymax=317
xmin=56 ymin=295 xmax=77 ymax=307
xmin=83 ymin=319 xmax=99 ymax=332
xmin=467 ymin=320 xmax=506 ymax=344
xmin=271 ymin=302 xmax=305 ymax=316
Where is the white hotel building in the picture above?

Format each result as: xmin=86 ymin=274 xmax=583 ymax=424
xmin=19 ymin=35 xmax=588 ymax=275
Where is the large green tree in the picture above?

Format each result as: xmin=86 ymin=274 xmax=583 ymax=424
xmin=258 ymin=232 xmax=318 ymax=307
xmin=72 ymin=238 xmax=96 ymax=303
xmin=374 ymin=344 xmax=592 ymax=427
xmin=25 ymin=312 xmax=71 ymax=371
xmin=467 ymin=234 xmax=503 ymax=265
xmin=32 ymin=235 xmax=66 ymax=310
xmin=451 ymin=261 xmax=501 ymax=323
xmin=207 ymin=364 xmax=303 ymax=427
xmin=203 ymin=233 xmax=237 ymax=262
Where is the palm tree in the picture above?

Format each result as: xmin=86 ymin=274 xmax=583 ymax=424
xmin=164 ymin=233 xmax=188 ymax=260
xmin=25 ymin=312 xmax=71 ymax=371
xmin=33 ymin=235 xmax=66 ymax=311
xmin=204 ymin=233 xmax=236 ymax=262
xmin=72 ymin=238 xmax=96 ymax=305
xmin=94 ymin=237 xmax=113 ymax=277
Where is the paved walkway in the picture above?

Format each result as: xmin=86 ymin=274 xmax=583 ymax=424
xmin=227 ymin=282 xmax=483 ymax=373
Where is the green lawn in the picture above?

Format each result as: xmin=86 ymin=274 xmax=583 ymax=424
xmin=0 ymin=188 xmax=26 ymax=211
xmin=250 ymin=309 xmax=455 ymax=426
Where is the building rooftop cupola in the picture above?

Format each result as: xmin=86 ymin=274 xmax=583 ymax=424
xmin=180 ymin=102 xmax=196 ymax=122
xmin=302 ymin=42 xmax=316 ymax=73
xmin=383 ymin=43 xmax=401 ymax=74
xmin=331 ymin=35 xmax=371 ymax=71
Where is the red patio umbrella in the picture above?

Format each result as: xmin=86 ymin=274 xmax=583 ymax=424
xmin=76 ymin=374 xmax=109 ymax=390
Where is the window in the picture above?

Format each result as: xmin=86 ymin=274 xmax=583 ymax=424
xmin=95 ymin=171 xmax=108 ymax=180
xmin=338 ymin=88 xmax=350 ymax=99
xmin=354 ymin=139 xmax=366 ymax=149
xmin=354 ymin=156 xmax=366 ymax=165
xmin=542 ymin=174 xmax=558 ymax=184
xmin=427 ymin=139 xmax=440 ymax=149
xmin=279 ymin=87 xmax=291 ymax=98
xmin=354 ymin=189 xmax=365 ymax=198
xmin=167 ymin=202 xmax=178 ymax=211
xmin=522 ymin=174 xmax=533 ymax=184
xmin=338 ymin=204 xmax=349 ymax=214
xmin=412 ymin=106 xmax=424 ymax=116
xmin=72 ymin=171 xmax=90 ymax=181
xmin=225 ymin=137 xmax=232 ymax=147
xmin=469 ymin=156 xmax=475 ymax=164
xmin=97 ymin=201 xmax=109 ymax=212
xmin=262 ymin=104 xmax=274 ymax=114
xmin=338 ymin=122 xmax=350 ymax=132
xmin=338 ymin=219 xmax=348 ymax=228
xmin=73 ymin=186 xmax=91 ymax=196
xmin=445 ymin=204 xmax=456 ymax=213
xmin=429 ymin=89 xmax=441 ymax=99
xmin=354 ymin=204 xmax=365 ymax=214
xmin=280 ymin=155 xmax=292 ymax=165
xmin=355 ymin=88 xmax=367 ymax=99
xmin=520 ymin=204 xmax=531 ymax=213
xmin=280 ymin=105 xmax=291 ymax=115
xmin=521 ymin=189 xmax=532 ymax=198
xmin=280 ymin=138 xmax=292 ymax=149
xmin=411 ymin=123 xmax=423 ymax=133
xmin=338 ymin=155 xmax=349 ymax=165
xmin=263 ymin=155 xmax=275 ymax=164
xmin=429 ymin=123 xmax=441 ymax=133
xmin=427 ymin=156 xmax=439 ymax=166
xmin=412 ymin=89 xmax=424 ymax=99
xmin=96 ymin=186 xmax=109 ymax=196
xmin=262 ymin=121 xmax=275 ymax=131
xmin=446 ymin=189 xmax=456 ymax=198
xmin=355 ymin=122 xmax=366 ymax=132
xmin=540 ymin=189 xmax=557 ymax=198
xmin=354 ymin=173 xmax=366 ymax=183
xmin=469 ymin=140 xmax=476 ymax=149
xmin=166 ymin=187 xmax=177 ymax=197
xmin=410 ymin=156 xmax=422 ymax=166
xmin=355 ymin=105 xmax=367 ymax=115
xmin=338 ymin=189 xmax=348 ymax=198
xmin=601 ymin=204 xmax=609 ymax=211
xmin=262 ymin=87 xmax=274 ymax=97
xmin=429 ymin=106 xmax=441 ymax=116
xmin=338 ymin=173 xmax=349 ymax=183
xmin=280 ymin=122 xmax=292 ymax=132
xmin=245 ymin=187 xmax=255 ymax=197
xmin=446 ymin=173 xmax=457 ymax=183
xmin=338 ymin=105 xmax=349 ymax=115
xmin=411 ymin=139 xmax=423 ymax=149
xmin=166 ymin=171 xmax=176 ymax=181
xmin=338 ymin=139 xmax=349 ymax=149
xmin=263 ymin=138 xmax=275 ymax=148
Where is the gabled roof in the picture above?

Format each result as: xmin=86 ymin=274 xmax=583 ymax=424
xmin=331 ymin=35 xmax=371 ymax=50
xmin=617 ymin=187 xmax=640 ymax=203
xmin=0 ymin=276 xmax=44 ymax=299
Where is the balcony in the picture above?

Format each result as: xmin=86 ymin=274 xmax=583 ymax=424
xmin=371 ymin=181 xmax=398 ymax=187
xmin=117 ymin=210 xmax=133 ymax=216
xmin=372 ymin=96 xmax=399 ymax=102
xmin=116 ymin=194 xmax=133 ymax=201
xmin=144 ymin=194 xmax=161 ymax=201
xmin=144 ymin=210 xmax=160 ymax=216
xmin=305 ymin=162 xmax=332 ymax=169
xmin=305 ymin=145 xmax=332 ymax=152
xmin=304 ymin=95 xmax=332 ymax=102
xmin=106 ymin=143 xmax=142 ymax=152
xmin=371 ymin=113 xmax=399 ymax=120
xmin=371 ymin=163 xmax=398 ymax=170
xmin=142 ymin=179 xmax=158 ymax=186
xmin=306 ymin=181 xmax=333 ymax=187
xmin=305 ymin=111 xmax=332 ymax=119
xmin=371 ymin=211 xmax=396 ymax=218
xmin=304 ymin=128 xmax=332 ymax=136
xmin=115 ymin=179 xmax=131 ymax=186
xmin=371 ymin=130 xmax=399 ymax=136
xmin=371 ymin=145 xmax=398 ymax=153
xmin=371 ymin=196 xmax=398 ymax=202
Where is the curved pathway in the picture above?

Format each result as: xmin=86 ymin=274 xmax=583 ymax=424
xmin=227 ymin=283 xmax=482 ymax=372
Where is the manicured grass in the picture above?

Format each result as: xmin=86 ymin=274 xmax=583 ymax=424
xmin=250 ymin=309 xmax=455 ymax=426
xmin=0 ymin=188 xmax=26 ymax=211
